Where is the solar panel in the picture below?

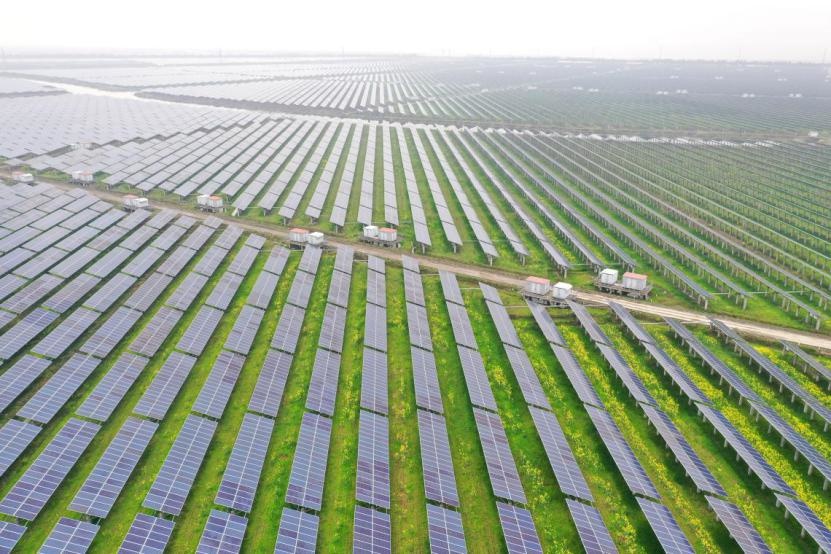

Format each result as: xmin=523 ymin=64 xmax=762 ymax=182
xmin=305 ymin=348 xmax=342 ymax=416
xmin=41 ymin=517 xmax=99 ymax=553
xmin=275 ymin=507 xmax=319 ymax=554
xmin=263 ymin=247 xmax=290 ymax=276
xmin=69 ymin=417 xmax=157 ymax=518
xmin=356 ymin=410 xmax=390 ymax=509
xmin=364 ymin=303 xmax=387 ymax=352
xmin=150 ymin=225 xmax=186 ymax=252
xmin=403 ymin=270 xmax=425 ymax=306
xmin=177 ymin=305 xmax=224 ymax=356
xmin=271 ymin=304 xmax=306 ymax=354
xmin=43 ymin=273 xmax=100 ymax=313
xmin=406 ymin=303 xmax=433 ymax=351
xmin=122 ymin=246 xmax=164 ymax=277
xmin=227 ymin=244 xmax=259 ymax=277
xmin=0 ymin=354 xmax=51 ymax=413
xmin=286 ymin=412 xmax=332 ymax=511
xmin=595 ymin=344 xmax=656 ymax=406
xmin=143 ymin=415 xmax=217 ymax=516
xmin=193 ymin=350 xmax=246 ymax=419
xmin=641 ymin=342 xmax=710 ymax=405
xmin=361 ymin=347 xmax=389 ymax=415
xmin=83 ymin=272 xmax=136 ymax=312
xmin=214 ymin=226 xmax=243 ymax=250
xmin=130 ymin=305 xmax=184 ymax=357
xmin=286 ymin=271 xmax=316 ymax=309
xmin=568 ymin=301 xmax=610 ymax=346
xmin=193 ymin=245 xmax=230 ymax=277
xmin=529 ymin=406 xmax=593 ymax=502
xmin=249 ymin=348 xmax=293 ymax=418
xmin=134 ymin=351 xmax=197 ymax=420
xmin=76 ymin=352 xmax=148 ymax=421
xmin=637 ymin=497 xmax=694 ymax=554
xmin=474 ymin=407 xmax=526 ymax=504
xmin=0 ymin=418 xmax=99 ymax=521
xmin=353 ymin=505 xmax=391 ymax=554
xmin=585 ymin=405 xmax=660 ymax=500
xmin=31 ymin=307 xmax=98 ymax=359
xmin=503 ymin=345 xmax=551 ymax=410
xmin=697 ymin=405 xmax=793 ymax=495
xmin=641 ymin=405 xmax=725 ymax=496
xmin=417 ymin=410 xmax=459 ymax=506
xmin=120 ymin=514 xmax=175 ymax=554
xmin=426 ymin=504 xmax=467 ymax=554
xmin=326 ymin=270 xmax=351 ymax=308
xmin=333 ymin=246 xmax=354 ymax=275
xmin=297 ymin=246 xmax=322 ymax=275
xmin=526 ymin=300 xmax=566 ymax=346
xmin=366 ymin=270 xmax=386 ymax=308
xmin=182 ymin=225 xmax=217 ymax=251
xmin=216 ymin=413 xmax=274 ymax=513
xmin=125 ymin=272 xmax=174 ymax=311
xmin=774 ymin=493 xmax=831 ymax=554
xmin=456 ymin=345 xmax=498 ymax=411
xmin=18 ymin=353 xmax=100 ymax=424
xmin=439 ymin=271 xmax=464 ymax=306
xmin=196 ymin=509 xmax=248 ymax=554
xmin=166 ymin=272 xmax=209 ymax=311
xmin=225 ymin=305 xmax=264 ymax=355
xmin=206 ymin=271 xmax=245 ymax=311
xmin=446 ymin=303 xmax=477 ymax=350
xmin=81 ymin=306 xmax=142 ymax=358
xmin=484 ymin=301 xmax=521 ymax=350
xmin=0 ymin=521 xmax=26 ymax=553
xmin=2 ymin=274 xmax=62 ymax=314
xmin=0 ymin=419 xmax=41 ymax=478
xmin=705 ymin=497 xmax=771 ymax=554
xmin=497 ymin=501 xmax=543 ymax=554
xmin=609 ymin=302 xmax=656 ymax=344
xmin=157 ymin=245 xmax=197 ymax=277
xmin=550 ymin=345 xmax=604 ymax=408
xmin=566 ymin=499 xmax=617 ymax=554
xmin=248 ymin=270 xmax=280 ymax=309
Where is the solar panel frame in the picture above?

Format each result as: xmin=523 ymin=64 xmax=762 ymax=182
xmin=426 ymin=504 xmax=467 ymax=554
xmin=143 ymin=415 xmax=217 ymax=516
xmin=69 ymin=417 xmax=158 ymax=518
xmin=353 ymin=505 xmax=391 ymax=554
xmin=497 ymin=501 xmax=543 ymax=554
xmin=215 ymin=412 xmax=275 ymax=513
xmin=275 ymin=507 xmax=319 ymax=554
xmin=0 ymin=418 xmax=99 ymax=521
xmin=196 ymin=509 xmax=248 ymax=554
xmin=41 ymin=517 xmax=100 ymax=553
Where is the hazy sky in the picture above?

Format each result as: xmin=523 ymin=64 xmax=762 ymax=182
xmin=6 ymin=0 xmax=831 ymax=62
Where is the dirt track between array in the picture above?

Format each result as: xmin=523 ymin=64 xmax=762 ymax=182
xmin=21 ymin=176 xmax=831 ymax=353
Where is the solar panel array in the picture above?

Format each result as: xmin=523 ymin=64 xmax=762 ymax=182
xmin=497 ymin=501 xmax=544 ymax=554
xmin=353 ymin=505 xmax=391 ymax=554
xmin=69 ymin=417 xmax=158 ymax=518
xmin=566 ymin=499 xmax=618 ymax=554
xmin=197 ymin=509 xmax=248 ymax=554
xmin=275 ymin=246 xmax=351 ymax=552
xmin=134 ymin=351 xmax=197 ymax=420
xmin=215 ymin=413 xmax=274 ymax=513
xmin=193 ymin=349 xmax=246 ymax=419
xmin=636 ymin=497 xmax=695 ymax=554
xmin=0 ymin=418 xmax=99 ymax=520
xmin=0 ymin=521 xmax=26 ymax=553
xmin=0 ymin=419 xmax=41 ymax=478
xmin=120 ymin=513 xmax=175 ymax=554
xmin=41 ymin=517 xmax=100 ymax=553
xmin=144 ymin=414 xmax=217 ymax=516
xmin=706 ymin=497 xmax=771 ymax=554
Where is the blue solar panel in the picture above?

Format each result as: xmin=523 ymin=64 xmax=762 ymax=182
xmin=456 ymin=345 xmax=498 ymax=411
xmin=0 ymin=418 xmax=99 ymax=521
xmin=356 ymin=410 xmax=390 ymax=509
xmin=41 ymin=517 xmax=99 ymax=553
xmin=177 ymin=305 xmax=224 ymax=356
xmin=353 ymin=505 xmax=390 ymax=554
xmin=216 ymin=413 xmax=274 ymax=513
xmin=566 ymin=499 xmax=617 ymax=554
xmin=249 ymin=348 xmax=293 ymax=418
xmin=417 ymin=410 xmax=459 ymax=507
xmin=0 ymin=521 xmax=26 ymax=553
xmin=18 ymin=353 xmax=100 ymax=424
xmin=411 ymin=346 xmax=443 ymax=414
xmin=120 ymin=514 xmax=175 ymax=554
xmin=69 ymin=417 xmax=158 ymax=518
xmin=0 ymin=354 xmax=51 ymax=413
xmin=529 ymin=406 xmax=593 ymax=502
xmin=285 ymin=413 xmax=332 ymax=511
xmin=361 ymin=347 xmax=388 ymax=415
xmin=497 ymin=501 xmax=542 ymax=554
xmin=130 ymin=306 xmax=183 ymax=357
xmin=0 ymin=419 xmax=41 ymax=478
xmin=706 ymin=497 xmax=771 ymax=554
xmin=196 ymin=509 xmax=248 ymax=554
xmin=31 ymin=307 xmax=98 ymax=359
xmin=193 ymin=350 xmax=246 ymax=419
xmin=134 ymin=351 xmax=197 ymax=421
xmin=143 ymin=415 xmax=217 ymax=516
xmin=637 ymin=497 xmax=694 ymax=554
xmin=77 ymin=352 xmax=148 ymax=422
xmin=427 ymin=504 xmax=467 ymax=554
xmin=474 ymin=407 xmax=526 ymax=504
xmin=275 ymin=507 xmax=319 ymax=554
xmin=305 ymin=348 xmax=342 ymax=417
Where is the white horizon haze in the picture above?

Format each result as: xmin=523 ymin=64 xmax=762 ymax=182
xmin=3 ymin=0 xmax=830 ymax=63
